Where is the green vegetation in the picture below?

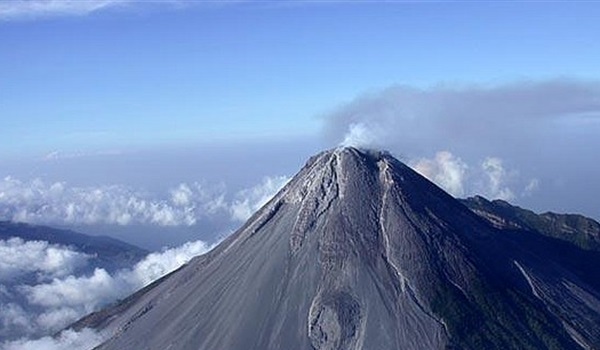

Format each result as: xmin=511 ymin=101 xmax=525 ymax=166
xmin=461 ymin=196 xmax=600 ymax=251
xmin=431 ymin=277 xmax=575 ymax=349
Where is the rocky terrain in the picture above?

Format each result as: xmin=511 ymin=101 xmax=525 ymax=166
xmin=75 ymin=147 xmax=600 ymax=350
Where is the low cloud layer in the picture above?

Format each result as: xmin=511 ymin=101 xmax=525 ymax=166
xmin=0 ymin=238 xmax=211 ymax=346
xmin=0 ymin=172 xmax=289 ymax=347
xmin=0 ymin=175 xmax=289 ymax=227
xmin=0 ymin=238 xmax=89 ymax=280
xmin=325 ymin=80 xmax=600 ymax=215
xmin=2 ymin=328 xmax=105 ymax=350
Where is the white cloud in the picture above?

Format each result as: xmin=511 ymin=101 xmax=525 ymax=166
xmin=0 ymin=177 xmax=224 ymax=227
xmin=22 ymin=239 xmax=210 ymax=331
xmin=412 ymin=151 xmax=468 ymax=197
xmin=0 ymin=303 xmax=35 ymax=336
xmin=480 ymin=157 xmax=515 ymax=201
xmin=0 ymin=0 xmax=194 ymax=21
xmin=411 ymin=151 xmax=538 ymax=201
xmin=129 ymin=240 xmax=210 ymax=286
xmin=2 ymin=328 xmax=106 ymax=350
xmin=0 ymin=238 xmax=89 ymax=281
xmin=0 ymin=238 xmax=212 ymax=343
xmin=230 ymin=175 xmax=290 ymax=221
xmin=170 ymin=183 xmax=194 ymax=207
xmin=22 ymin=268 xmax=125 ymax=311
xmin=42 ymin=150 xmax=123 ymax=162
xmin=0 ymin=176 xmax=287 ymax=227
xmin=35 ymin=308 xmax=82 ymax=333
xmin=0 ymin=0 xmax=122 ymax=20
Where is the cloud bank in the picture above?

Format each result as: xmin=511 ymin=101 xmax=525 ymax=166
xmin=2 ymin=328 xmax=105 ymax=350
xmin=0 ymin=175 xmax=288 ymax=227
xmin=0 ymin=173 xmax=288 ymax=345
xmin=0 ymin=238 xmax=89 ymax=281
xmin=0 ymin=238 xmax=211 ymax=347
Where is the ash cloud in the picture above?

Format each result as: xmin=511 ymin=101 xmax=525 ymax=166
xmin=327 ymin=80 xmax=600 ymax=155
xmin=340 ymin=123 xmax=383 ymax=149
xmin=326 ymin=80 xmax=600 ymax=215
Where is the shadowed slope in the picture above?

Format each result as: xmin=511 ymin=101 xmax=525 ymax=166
xmin=461 ymin=195 xmax=600 ymax=251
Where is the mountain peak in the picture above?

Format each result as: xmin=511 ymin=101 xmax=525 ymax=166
xmin=281 ymin=146 xmax=402 ymax=202
xmin=316 ymin=145 xmax=394 ymax=165
xmin=84 ymin=148 xmax=597 ymax=350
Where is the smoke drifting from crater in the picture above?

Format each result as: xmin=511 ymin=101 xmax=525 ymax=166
xmin=325 ymin=79 xmax=600 ymax=216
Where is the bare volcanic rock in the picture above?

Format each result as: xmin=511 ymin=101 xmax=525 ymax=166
xmin=81 ymin=147 xmax=600 ymax=350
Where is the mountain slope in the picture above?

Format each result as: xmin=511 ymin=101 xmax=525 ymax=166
xmin=79 ymin=147 xmax=599 ymax=350
xmin=460 ymin=195 xmax=600 ymax=251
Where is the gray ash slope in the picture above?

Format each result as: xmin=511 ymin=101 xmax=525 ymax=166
xmin=84 ymin=147 xmax=600 ymax=350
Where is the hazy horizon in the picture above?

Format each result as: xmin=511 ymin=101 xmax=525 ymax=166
xmin=2 ymin=2 xmax=600 ymax=348
xmin=2 ymin=3 xmax=600 ymax=241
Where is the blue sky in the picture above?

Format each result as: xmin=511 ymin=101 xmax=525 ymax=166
xmin=1 ymin=1 xmax=600 ymax=239
xmin=2 ymin=1 xmax=599 ymax=157
xmin=2 ymin=4 xmax=600 ymax=346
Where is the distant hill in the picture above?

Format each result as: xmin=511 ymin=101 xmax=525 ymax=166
xmin=0 ymin=221 xmax=148 ymax=272
xmin=0 ymin=221 xmax=149 ymax=342
xmin=460 ymin=196 xmax=600 ymax=251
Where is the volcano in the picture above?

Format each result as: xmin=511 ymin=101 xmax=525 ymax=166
xmin=77 ymin=147 xmax=600 ymax=349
